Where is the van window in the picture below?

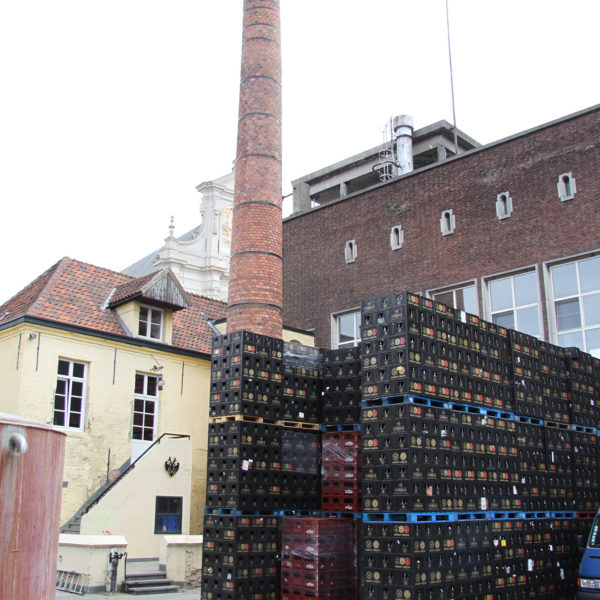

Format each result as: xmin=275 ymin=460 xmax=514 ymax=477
xmin=589 ymin=517 xmax=600 ymax=547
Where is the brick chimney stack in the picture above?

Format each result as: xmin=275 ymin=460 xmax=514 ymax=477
xmin=226 ymin=0 xmax=283 ymax=338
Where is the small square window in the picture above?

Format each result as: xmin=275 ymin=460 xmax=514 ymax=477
xmin=557 ymin=172 xmax=576 ymax=202
xmin=345 ymin=240 xmax=357 ymax=263
xmin=440 ymin=209 xmax=456 ymax=236
xmin=390 ymin=225 xmax=404 ymax=250
xmin=138 ymin=305 xmax=163 ymax=340
xmin=496 ymin=192 xmax=513 ymax=219
xmin=154 ymin=496 xmax=182 ymax=533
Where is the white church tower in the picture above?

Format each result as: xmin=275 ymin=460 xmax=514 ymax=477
xmin=123 ymin=172 xmax=234 ymax=301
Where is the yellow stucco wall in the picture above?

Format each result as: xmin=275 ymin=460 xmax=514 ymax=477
xmin=0 ymin=321 xmax=210 ymax=535
xmin=80 ymin=436 xmax=192 ymax=558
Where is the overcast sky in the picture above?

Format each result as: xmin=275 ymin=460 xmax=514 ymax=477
xmin=1 ymin=0 xmax=598 ymax=301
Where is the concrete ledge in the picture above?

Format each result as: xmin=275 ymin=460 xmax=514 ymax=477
xmin=58 ymin=534 xmax=128 ymax=593
xmin=159 ymin=535 xmax=203 ymax=588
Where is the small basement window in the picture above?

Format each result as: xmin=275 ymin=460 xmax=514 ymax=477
xmin=390 ymin=225 xmax=404 ymax=250
xmin=440 ymin=209 xmax=456 ymax=236
xmin=155 ymin=496 xmax=182 ymax=533
xmin=557 ymin=172 xmax=576 ymax=201
xmin=496 ymin=192 xmax=513 ymax=219
xmin=345 ymin=240 xmax=357 ymax=263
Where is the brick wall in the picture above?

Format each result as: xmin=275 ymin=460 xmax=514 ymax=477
xmin=228 ymin=0 xmax=283 ymax=338
xmin=282 ymin=107 xmax=600 ymax=348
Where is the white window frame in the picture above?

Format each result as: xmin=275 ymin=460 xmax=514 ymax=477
xmin=332 ymin=309 xmax=361 ymax=349
xmin=344 ymin=240 xmax=357 ymax=263
xmin=544 ymin=251 xmax=600 ymax=355
xmin=53 ymin=358 xmax=87 ymax=431
xmin=557 ymin=172 xmax=576 ymax=202
xmin=138 ymin=304 xmax=163 ymax=341
xmin=390 ymin=225 xmax=404 ymax=250
xmin=440 ymin=209 xmax=456 ymax=236
xmin=496 ymin=192 xmax=513 ymax=219
xmin=482 ymin=266 xmax=543 ymax=338
xmin=132 ymin=373 xmax=159 ymax=443
xmin=428 ymin=281 xmax=479 ymax=316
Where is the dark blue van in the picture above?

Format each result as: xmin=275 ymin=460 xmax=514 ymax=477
xmin=578 ymin=510 xmax=600 ymax=599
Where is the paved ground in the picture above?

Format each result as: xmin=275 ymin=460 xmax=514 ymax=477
xmin=56 ymin=560 xmax=201 ymax=599
xmin=56 ymin=588 xmax=201 ymax=599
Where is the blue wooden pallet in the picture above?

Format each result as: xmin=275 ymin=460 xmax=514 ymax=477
xmin=550 ymin=511 xmax=577 ymax=519
xmin=521 ymin=511 xmax=551 ymax=520
xmin=204 ymin=507 xmax=277 ymax=516
xmin=320 ymin=511 xmax=361 ymax=520
xmin=571 ymin=424 xmax=597 ymax=435
xmin=362 ymin=512 xmax=457 ymax=523
xmin=455 ymin=512 xmax=488 ymax=521
xmin=516 ymin=415 xmax=544 ymax=426
xmin=362 ymin=394 xmax=445 ymax=409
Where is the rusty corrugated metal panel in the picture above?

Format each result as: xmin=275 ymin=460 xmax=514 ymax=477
xmin=0 ymin=414 xmax=66 ymax=600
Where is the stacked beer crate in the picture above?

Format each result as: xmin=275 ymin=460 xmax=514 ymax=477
xmin=203 ymin=331 xmax=322 ymax=600
xmin=281 ymin=516 xmax=356 ymax=599
xmin=357 ymin=290 xmax=598 ymax=600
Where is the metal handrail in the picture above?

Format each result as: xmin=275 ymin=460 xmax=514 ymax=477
xmin=83 ymin=433 xmax=190 ymax=515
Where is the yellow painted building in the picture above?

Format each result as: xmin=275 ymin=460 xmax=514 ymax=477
xmin=0 ymin=256 xmax=315 ymax=558
xmin=0 ymin=258 xmax=225 ymax=557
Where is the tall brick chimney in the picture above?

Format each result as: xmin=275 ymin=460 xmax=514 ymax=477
xmin=226 ymin=0 xmax=283 ymax=338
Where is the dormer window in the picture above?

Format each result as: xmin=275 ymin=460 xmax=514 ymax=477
xmin=138 ymin=305 xmax=163 ymax=340
xmin=557 ymin=172 xmax=576 ymax=201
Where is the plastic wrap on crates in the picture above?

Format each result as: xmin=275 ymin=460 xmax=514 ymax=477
xmin=281 ymin=429 xmax=320 ymax=473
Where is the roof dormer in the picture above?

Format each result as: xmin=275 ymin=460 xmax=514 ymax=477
xmin=107 ymin=268 xmax=190 ymax=345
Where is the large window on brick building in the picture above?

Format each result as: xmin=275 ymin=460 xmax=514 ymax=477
xmin=334 ymin=310 xmax=361 ymax=348
xmin=54 ymin=359 xmax=87 ymax=430
xmin=430 ymin=283 xmax=478 ymax=315
xmin=487 ymin=271 xmax=541 ymax=337
xmin=550 ymin=255 xmax=600 ymax=357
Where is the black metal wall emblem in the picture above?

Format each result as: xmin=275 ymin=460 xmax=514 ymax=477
xmin=165 ymin=456 xmax=180 ymax=477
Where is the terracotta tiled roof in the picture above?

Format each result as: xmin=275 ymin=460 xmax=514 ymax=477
xmin=109 ymin=271 xmax=161 ymax=306
xmin=0 ymin=257 xmax=226 ymax=355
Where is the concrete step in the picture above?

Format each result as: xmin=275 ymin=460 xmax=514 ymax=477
xmin=123 ymin=569 xmax=180 ymax=595
xmin=125 ymin=578 xmax=174 ymax=586
xmin=127 ymin=584 xmax=180 ymax=595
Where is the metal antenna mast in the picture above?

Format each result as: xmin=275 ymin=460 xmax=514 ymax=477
xmin=446 ymin=0 xmax=459 ymax=155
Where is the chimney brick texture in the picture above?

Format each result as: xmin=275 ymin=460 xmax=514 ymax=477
xmin=227 ymin=0 xmax=283 ymax=338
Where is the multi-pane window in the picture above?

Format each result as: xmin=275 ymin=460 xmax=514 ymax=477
xmin=154 ymin=496 xmax=182 ymax=534
xmin=336 ymin=311 xmax=361 ymax=348
xmin=550 ymin=255 xmax=600 ymax=357
xmin=138 ymin=305 xmax=163 ymax=340
xmin=133 ymin=373 xmax=159 ymax=442
xmin=54 ymin=359 xmax=86 ymax=429
xmin=488 ymin=271 xmax=541 ymax=337
xmin=431 ymin=284 xmax=479 ymax=315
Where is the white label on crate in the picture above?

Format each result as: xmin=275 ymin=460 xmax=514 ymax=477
xmin=480 ymin=497 xmax=488 ymax=510
xmin=299 ymin=412 xmax=305 ymax=419
xmin=459 ymin=310 xmax=467 ymax=323
xmin=242 ymin=459 xmax=251 ymax=471
xmin=528 ymin=559 xmax=534 ymax=572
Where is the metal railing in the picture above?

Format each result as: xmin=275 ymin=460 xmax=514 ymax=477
xmin=83 ymin=433 xmax=190 ymax=515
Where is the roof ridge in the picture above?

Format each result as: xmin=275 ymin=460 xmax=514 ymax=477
xmin=26 ymin=257 xmax=75 ymax=315
xmin=0 ymin=258 xmax=68 ymax=322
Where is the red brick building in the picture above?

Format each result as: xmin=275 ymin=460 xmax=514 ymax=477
xmin=282 ymin=104 xmax=600 ymax=354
